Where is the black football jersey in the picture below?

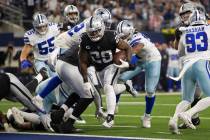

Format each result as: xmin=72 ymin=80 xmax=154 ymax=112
xmin=80 ymin=30 xmax=119 ymax=71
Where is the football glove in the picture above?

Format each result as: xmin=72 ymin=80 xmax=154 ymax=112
xmin=114 ymin=59 xmax=129 ymax=68
xmin=21 ymin=60 xmax=32 ymax=69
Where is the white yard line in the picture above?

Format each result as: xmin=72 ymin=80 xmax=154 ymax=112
xmin=0 ymin=131 xmax=178 ymax=140
xmin=83 ymin=114 xmax=210 ymax=120
xmin=118 ymin=102 xmax=177 ymax=106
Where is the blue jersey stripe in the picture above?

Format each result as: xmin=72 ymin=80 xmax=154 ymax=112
xmin=130 ymin=38 xmax=141 ymax=47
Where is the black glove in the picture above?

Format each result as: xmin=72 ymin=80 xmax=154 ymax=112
xmin=50 ymin=108 xmax=65 ymax=124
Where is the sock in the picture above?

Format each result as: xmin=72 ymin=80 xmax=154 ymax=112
xmin=191 ymin=96 xmax=202 ymax=107
xmin=104 ymin=84 xmax=116 ymax=115
xmin=186 ymin=97 xmax=210 ymax=118
xmin=20 ymin=110 xmax=40 ymax=124
xmin=167 ymin=79 xmax=173 ymax=91
xmin=64 ymin=93 xmax=80 ymax=108
xmin=116 ymin=94 xmax=121 ymax=103
xmin=39 ymin=75 xmax=62 ymax=98
xmin=172 ymin=100 xmax=190 ymax=122
xmin=71 ymin=98 xmax=93 ymax=118
xmin=145 ymin=95 xmax=156 ymax=115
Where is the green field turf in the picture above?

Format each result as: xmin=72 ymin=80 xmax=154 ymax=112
xmin=1 ymin=93 xmax=210 ymax=140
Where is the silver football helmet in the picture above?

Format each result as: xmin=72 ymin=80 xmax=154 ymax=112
xmin=33 ymin=13 xmax=48 ymax=35
xmin=116 ymin=20 xmax=135 ymax=40
xmin=86 ymin=16 xmax=105 ymax=42
xmin=94 ymin=8 xmax=112 ymax=29
xmin=179 ymin=3 xmax=195 ymax=25
xmin=189 ymin=9 xmax=207 ymax=25
xmin=64 ymin=5 xmax=79 ymax=24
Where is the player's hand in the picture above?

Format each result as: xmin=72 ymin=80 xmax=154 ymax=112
xmin=21 ymin=60 xmax=32 ymax=69
xmin=83 ymin=82 xmax=94 ymax=95
xmin=114 ymin=59 xmax=129 ymax=68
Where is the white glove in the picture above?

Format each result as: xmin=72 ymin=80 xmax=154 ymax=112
xmin=114 ymin=59 xmax=129 ymax=68
xmin=83 ymin=82 xmax=94 ymax=95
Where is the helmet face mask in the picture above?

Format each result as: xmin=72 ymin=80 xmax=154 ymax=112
xmin=33 ymin=14 xmax=49 ymax=35
xmin=179 ymin=3 xmax=195 ymax=25
xmin=189 ymin=10 xmax=207 ymax=25
xmin=64 ymin=5 xmax=79 ymax=24
xmin=86 ymin=16 xmax=105 ymax=42
xmin=94 ymin=8 xmax=112 ymax=29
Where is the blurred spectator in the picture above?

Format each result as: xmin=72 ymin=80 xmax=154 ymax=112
xmin=4 ymin=43 xmax=14 ymax=67
xmin=48 ymin=9 xmax=62 ymax=23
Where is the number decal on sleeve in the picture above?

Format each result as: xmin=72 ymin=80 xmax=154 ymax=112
xmin=67 ymin=22 xmax=85 ymax=37
xmin=37 ymin=37 xmax=55 ymax=55
xmin=186 ymin=32 xmax=208 ymax=52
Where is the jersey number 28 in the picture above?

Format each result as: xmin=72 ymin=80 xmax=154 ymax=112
xmin=186 ymin=32 xmax=208 ymax=52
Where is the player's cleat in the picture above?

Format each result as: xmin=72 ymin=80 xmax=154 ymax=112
xmin=11 ymin=107 xmax=24 ymax=124
xmin=51 ymin=108 xmax=65 ymax=124
xmin=32 ymin=96 xmax=45 ymax=113
xmin=141 ymin=115 xmax=151 ymax=128
xmin=168 ymin=117 xmax=180 ymax=134
xmin=178 ymin=117 xmax=200 ymax=129
xmin=102 ymin=114 xmax=114 ymax=128
xmin=125 ymin=80 xmax=138 ymax=97
xmin=75 ymin=116 xmax=86 ymax=124
xmin=40 ymin=114 xmax=54 ymax=132
xmin=178 ymin=112 xmax=196 ymax=129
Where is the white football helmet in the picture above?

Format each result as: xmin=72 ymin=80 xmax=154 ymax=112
xmin=33 ymin=13 xmax=48 ymax=35
xmin=86 ymin=16 xmax=105 ymax=42
xmin=116 ymin=20 xmax=135 ymax=40
xmin=189 ymin=9 xmax=207 ymax=25
xmin=179 ymin=3 xmax=195 ymax=25
xmin=94 ymin=8 xmax=112 ymax=29
xmin=64 ymin=5 xmax=79 ymax=24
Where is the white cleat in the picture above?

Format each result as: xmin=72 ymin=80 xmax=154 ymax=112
xmin=4 ymin=123 xmax=17 ymax=132
xmin=75 ymin=116 xmax=86 ymax=124
xmin=125 ymin=80 xmax=138 ymax=97
xmin=102 ymin=115 xmax=114 ymax=128
xmin=168 ymin=117 xmax=180 ymax=134
xmin=11 ymin=107 xmax=24 ymax=124
xmin=40 ymin=114 xmax=54 ymax=132
xmin=178 ymin=112 xmax=196 ymax=130
xmin=141 ymin=115 xmax=151 ymax=128
xmin=32 ymin=96 xmax=45 ymax=113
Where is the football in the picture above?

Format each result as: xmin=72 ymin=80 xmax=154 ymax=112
xmin=113 ymin=50 xmax=127 ymax=65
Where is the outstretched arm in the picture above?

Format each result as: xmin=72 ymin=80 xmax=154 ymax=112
xmin=116 ymin=39 xmax=132 ymax=62
xmin=79 ymin=48 xmax=90 ymax=82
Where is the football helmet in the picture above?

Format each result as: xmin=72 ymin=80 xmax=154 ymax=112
xmin=86 ymin=16 xmax=105 ymax=42
xmin=116 ymin=20 xmax=135 ymax=40
xmin=64 ymin=5 xmax=79 ymax=24
xmin=94 ymin=8 xmax=112 ymax=29
xmin=189 ymin=9 xmax=207 ymax=25
xmin=179 ymin=3 xmax=195 ymax=25
xmin=33 ymin=13 xmax=48 ymax=35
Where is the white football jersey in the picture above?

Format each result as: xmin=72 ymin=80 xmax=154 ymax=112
xmin=166 ymin=47 xmax=179 ymax=68
xmin=54 ymin=18 xmax=89 ymax=49
xmin=179 ymin=24 xmax=210 ymax=62
xmin=128 ymin=33 xmax=161 ymax=61
xmin=24 ymin=23 xmax=60 ymax=61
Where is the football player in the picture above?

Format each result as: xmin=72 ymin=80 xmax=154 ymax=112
xmin=116 ymin=20 xmax=162 ymax=128
xmin=60 ymin=5 xmax=80 ymax=32
xmin=79 ymin=16 xmax=132 ymax=128
xmin=173 ymin=2 xmax=203 ymax=129
xmin=169 ymin=9 xmax=210 ymax=134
